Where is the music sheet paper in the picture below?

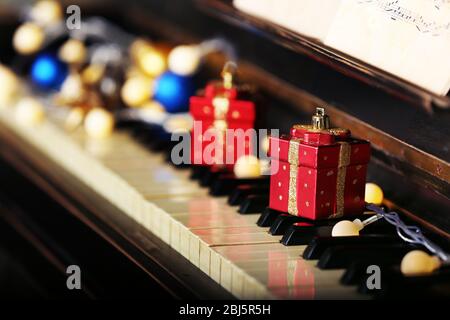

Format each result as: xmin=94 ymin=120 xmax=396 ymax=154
xmin=234 ymin=0 xmax=450 ymax=96
xmin=233 ymin=0 xmax=343 ymax=40
xmin=325 ymin=0 xmax=450 ymax=95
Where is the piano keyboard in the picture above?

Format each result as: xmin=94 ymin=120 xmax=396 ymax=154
xmin=1 ymin=101 xmax=448 ymax=300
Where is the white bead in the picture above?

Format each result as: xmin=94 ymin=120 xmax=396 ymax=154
xmin=234 ymin=155 xmax=261 ymax=178
xmin=332 ymin=220 xmax=360 ymax=237
xmin=30 ymin=0 xmax=63 ymax=26
xmin=0 ymin=65 xmax=20 ymax=106
xmin=15 ymin=97 xmax=45 ymax=125
xmin=401 ymin=250 xmax=441 ymax=276
xmin=82 ymin=64 xmax=105 ymax=85
xmin=168 ymin=45 xmax=201 ymax=76
xmin=59 ymin=39 xmax=87 ymax=65
xmin=13 ymin=23 xmax=45 ymax=55
xmin=84 ymin=108 xmax=114 ymax=139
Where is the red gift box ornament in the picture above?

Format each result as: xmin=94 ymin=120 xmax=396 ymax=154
xmin=269 ymin=108 xmax=371 ymax=220
xmin=189 ymin=62 xmax=256 ymax=167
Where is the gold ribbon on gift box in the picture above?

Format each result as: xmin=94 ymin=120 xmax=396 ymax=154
xmin=286 ymin=138 xmax=351 ymax=218
xmin=334 ymin=141 xmax=351 ymax=218
xmin=210 ymin=62 xmax=236 ymax=165
xmin=286 ymin=107 xmax=351 ymax=218
xmin=287 ymin=137 xmax=301 ymax=215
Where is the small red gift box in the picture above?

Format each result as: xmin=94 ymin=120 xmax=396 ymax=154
xmin=268 ymin=108 xmax=370 ymax=220
xmin=190 ymin=82 xmax=255 ymax=167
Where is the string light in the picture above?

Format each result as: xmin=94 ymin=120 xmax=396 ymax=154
xmin=59 ymin=39 xmax=87 ymax=65
xmin=84 ymin=108 xmax=115 ymax=139
xmin=58 ymin=72 xmax=86 ymax=104
xmin=15 ymin=97 xmax=45 ymax=125
xmin=82 ymin=64 xmax=105 ymax=85
xmin=162 ymin=113 xmax=193 ymax=133
xmin=365 ymin=182 xmax=384 ymax=205
xmin=401 ymin=250 xmax=442 ymax=276
xmin=234 ymin=155 xmax=262 ymax=178
xmin=140 ymin=101 xmax=167 ymax=123
xmin=29 ymin=0 xmax=63 ymax=27
xmin=331 ymin=214 xmax=383 ymax=237
xmin=0 ymin=65 xmax=20 ymax=106
xmin=120 ymin=76 xmax=154 ymax=108
xmin=64 ymin=107 xmax=85 ymax=132
xmin=136 ymin=45 xmax=167 ymax=77
xmin=168 ymin=45 xmax=201 ymax=76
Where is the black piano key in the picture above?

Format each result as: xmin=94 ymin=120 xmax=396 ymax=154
xmin=359 ymin=218 xmax=396 ymax=235
xmin=209 ymin=175 xmax=269 ymax=196
xmin=228 ymin=184 xmax=269 ymax=206
xmin=341 ymin=261 xmax=396 ymax=286
xmin=200 ymin=169 xmax=227 ymax=187
xmin=131 ymin=124 xmax=159 ymax=137
xmin=164 ymin=152 xmax=190 ymax=169
xmin=358 ymin=267 xmax=450 ymax=299
xmin=257 ymin=207 xmax=282 ymax=227
xmin=115 ymin=119 xmax=142 ymax=130
xmin=317 ymin=244 xmax=415 ymax=269
xmin=163 ymin=141 xmax=191 ymax=169
xmin=131 ymin=126 xmax=170 ymax=152
xmin=281 ymin=224 xmax=333 ymax=246
xmin=303 ymin=235 xmax=402 ymax=260
xmin=238 ymin=194 xmax=269 ymax=214
xmin=148 ymin=138 xmax=171 ymax=152
xmin=190 ymin=166 xmax=210 ymax=180
xmin=268 ymin=214 xmax=319 ymax=236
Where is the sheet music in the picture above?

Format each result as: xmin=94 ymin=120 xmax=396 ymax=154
xmin=233 ymin=0 xmax=343 ymax=41
xmin=234 ymin=0 xmax=450 ymax=96
xmin=325 ymin=0 xmax=450 ymax=95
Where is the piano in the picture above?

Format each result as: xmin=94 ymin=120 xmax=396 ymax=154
xmin=0 ymin=0 xmax=449 ymax=301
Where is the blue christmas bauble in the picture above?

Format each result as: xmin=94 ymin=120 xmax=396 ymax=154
xmin=154 ymin=71 xmax=193 ymax=113
xmin=30 ymin=53 xmax=68 ymax=90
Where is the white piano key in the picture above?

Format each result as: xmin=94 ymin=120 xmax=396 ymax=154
xmin=0 ymin=106 xmax=369 ymax=300
xmin=170 ymin=219 xmax=182 ymax=251
xmin=173 ymin=212 xmax=260 ymax=229
xmin=150 ymin=196 xmax=232 ymax=215
xmin=189 ymin=226 xmax=281 ymax=269
xmin=213 ymin=242 xmax=365 ymax=299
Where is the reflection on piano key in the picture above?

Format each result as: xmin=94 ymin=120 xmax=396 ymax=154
xmin=214 ymin=243 xmax=365 ymax=299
